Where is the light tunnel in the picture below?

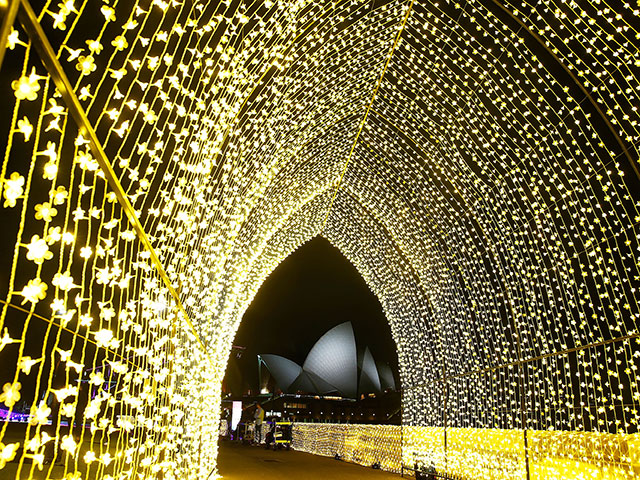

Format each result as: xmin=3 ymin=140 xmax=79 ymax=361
xmin=0 ymin=0 xmax=639 ymax=478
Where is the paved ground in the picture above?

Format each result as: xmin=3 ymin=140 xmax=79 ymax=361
xmin=217 ymin=441 xmax=402 ymax=479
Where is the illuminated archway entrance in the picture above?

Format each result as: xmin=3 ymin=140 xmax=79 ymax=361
xmin=228 ymin=236 xmax=397 ymax=400
xmin=0 ymin=0 xmax=638 ymax=478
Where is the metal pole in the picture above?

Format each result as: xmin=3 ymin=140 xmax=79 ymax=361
xmin=258 ymin=354 xmax=262 ymax=393
xmin=443 ymin=370 xmax=448 ymax=476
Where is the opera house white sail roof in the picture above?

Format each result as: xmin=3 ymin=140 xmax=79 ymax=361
xmin=260 ymin=322 xmax=395 ymax=398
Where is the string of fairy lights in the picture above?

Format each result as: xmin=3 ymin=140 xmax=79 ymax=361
xmin=0 ymin=0 xmax=639 ymax=478
xmin=291 ymin=423 xmax=403 ymax=472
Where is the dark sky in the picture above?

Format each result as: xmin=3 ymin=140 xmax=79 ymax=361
xmin=228 ymin=236 xmax=397 ymax=393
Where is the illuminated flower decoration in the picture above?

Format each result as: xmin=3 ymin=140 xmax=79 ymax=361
xmin=7 ymin=28 xmax=27 ymax=50
xmin=57 ymin=348 xmax=72 ymax=361
xmin=75 ymin=150 xmax=99 ymax=171
xmin=53 ymin=385 xmax=77 ymax=402
xmin=32 ymin=454 xmax=45 ymax=471
xmin=25 ymin=235 xmax=53 ymax=264
xmin=103 ymin=219 xmax=118 ymax=230
xmin=76 ymin=55 xmax=97 ymax=75
xmin=93 ymin=329 xmax=114 ymax=347
xmin=25 ymin=436 xmax=48 ymax=469
xmin=37 ymin=141 xmax=57 ymax=161
xmin=124 ymin=19 xmax=138 ymax=30
xmin=89 ymin=371 xmax=105 ymax=386
xmin=52 ymin=271 xmax=76 ymax=291
xmin=0 ymin=382 xmax=21 ymax=408
xmin=44 ymin=98 xmax=65 ymax=117
xmin=19 ymin=278 xmax=47 ymax=305
xmin=49 ymin=9 xmax=67 ymax=29
xmin=18 ymin=356 xmax=40 ymax=375
xmin=109 ymin=67 xmax=127 ymax=80
xmin=84 ymin=400 xmax=100 ymax=419
xmin=26 ymin=432 xmax=48 ymax=453
xmin=11 ymin=68 xmax=42 ymax=101
xmin=0 ymin=442 xmax=20 ymax=469
xmin=45 ymin=226 xmax=62 ymax=245
xmin=59 ymin=309 xmax=76 ymax=326
xmin=48 ymin=0 xmax=77 ymax=29
xmin=78 ymin=85 xmax=92 ymax=101
xmin=60 ymin=435 xmax=77 ymax=455
xmin=139 ymin=178 xmax=150 ymax=190
xmin=117 ymin=275 xmax=131 ymax=290
xmin=51 ymin=298 xmax=65 ymax=312
xmin=34 ymin=202 xmax=57 ymax=222
xmin=0 ymin=329 xmax=18 ymax=352
xmin=101 ymin=5 xmax=115 ymax=21
xmin=120 ymin=230 xmax=136 ymax=241
xmin=2 ymin=172 xmax=25 ymax=207
xmin=101 ymin=452 xmax=113 ymax=466
xmin=105 ymin=108 xmax=119 ymax=121
xmin=16 ymin=117 xmax=33 ymax=141
xmin=109 ymin=361 xmax=129 ymax=375
xmin=43 ymin=160 xmax=58 ymax=180
xmin=111 ymin=35 xmax=128 ymax=51
xmin=65 ymin=360 xmax=83 ymax=374
xmin=98 ymin=304 xmax=116 ymax=321
xmin=58 ymin=0 xmax=78 ymax=15
xmin=50 ymin=185 xmax=68 ymax=205
xmin=79 ymin=314 xmax=92 ymax=327
xmin=64 ymin=47 xmax=82 ymax=62
xmin=61 ymin=403 xmax=76 ymax=417
xmin=29 ymin=402 xmax=51 ymax=426
xmin=144 ymin=110 xmax=157 ymax=124
xmin=86 ymin=39 xmax=103 ymax=54
xmin=40 ymin=432 xmax=52 ymax=446
xmin=72 ymin=207 xmax=86 ymax=221
xmin=45 ymin=117 xmax=61 ymax=133
xmin=84 ymin=450 xmax=96 ymax=464
xmin=113 ymin=120 xmax=129 ymax=137
xmin=147 ymin=56 xmax=159 ymax=69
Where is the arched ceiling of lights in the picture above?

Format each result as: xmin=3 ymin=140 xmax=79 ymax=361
xmin=1 ymin=0 xmax=639 ymax=473
xmin=174 ymin=0 xmax=640 ymax=409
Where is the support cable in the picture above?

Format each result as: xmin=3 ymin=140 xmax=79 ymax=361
xmin=321 ymin=0 xmax=415 ymax=231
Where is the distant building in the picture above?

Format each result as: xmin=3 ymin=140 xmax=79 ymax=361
xmin=259 ymin=322 xmax=396 ymax=399
xmin=263 ymin=391 xmax=400 ymax=425
xmin=222 ymin=391 xmax=401 ymax=427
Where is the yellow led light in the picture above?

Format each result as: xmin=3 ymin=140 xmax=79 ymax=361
xmin=0 ymin=0 xmax=639 ymax=479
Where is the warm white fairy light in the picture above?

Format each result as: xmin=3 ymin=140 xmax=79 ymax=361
xmin=292 ymin=423 xmax=403 ymax=472
xmin=0 ymin=0 xmax=638 ymax=479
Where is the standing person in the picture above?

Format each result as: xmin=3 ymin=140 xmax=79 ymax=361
xmin=253 ymin=403 xmax=264 ymax=444
xmin=221 ymin=408 xmax=231 ymax=439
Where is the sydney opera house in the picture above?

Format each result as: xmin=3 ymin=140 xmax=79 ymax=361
xmin=260 ymin=322 xmax=396 ymax=398
xmin=0 ymin=0 xmax=639 ymax=478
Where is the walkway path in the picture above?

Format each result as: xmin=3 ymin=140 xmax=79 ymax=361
xmin=217 ymin=442 xmax=402 ymax=479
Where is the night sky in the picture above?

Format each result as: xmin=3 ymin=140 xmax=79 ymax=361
xmin=227 ymin=236 xmax=398 ymax=394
